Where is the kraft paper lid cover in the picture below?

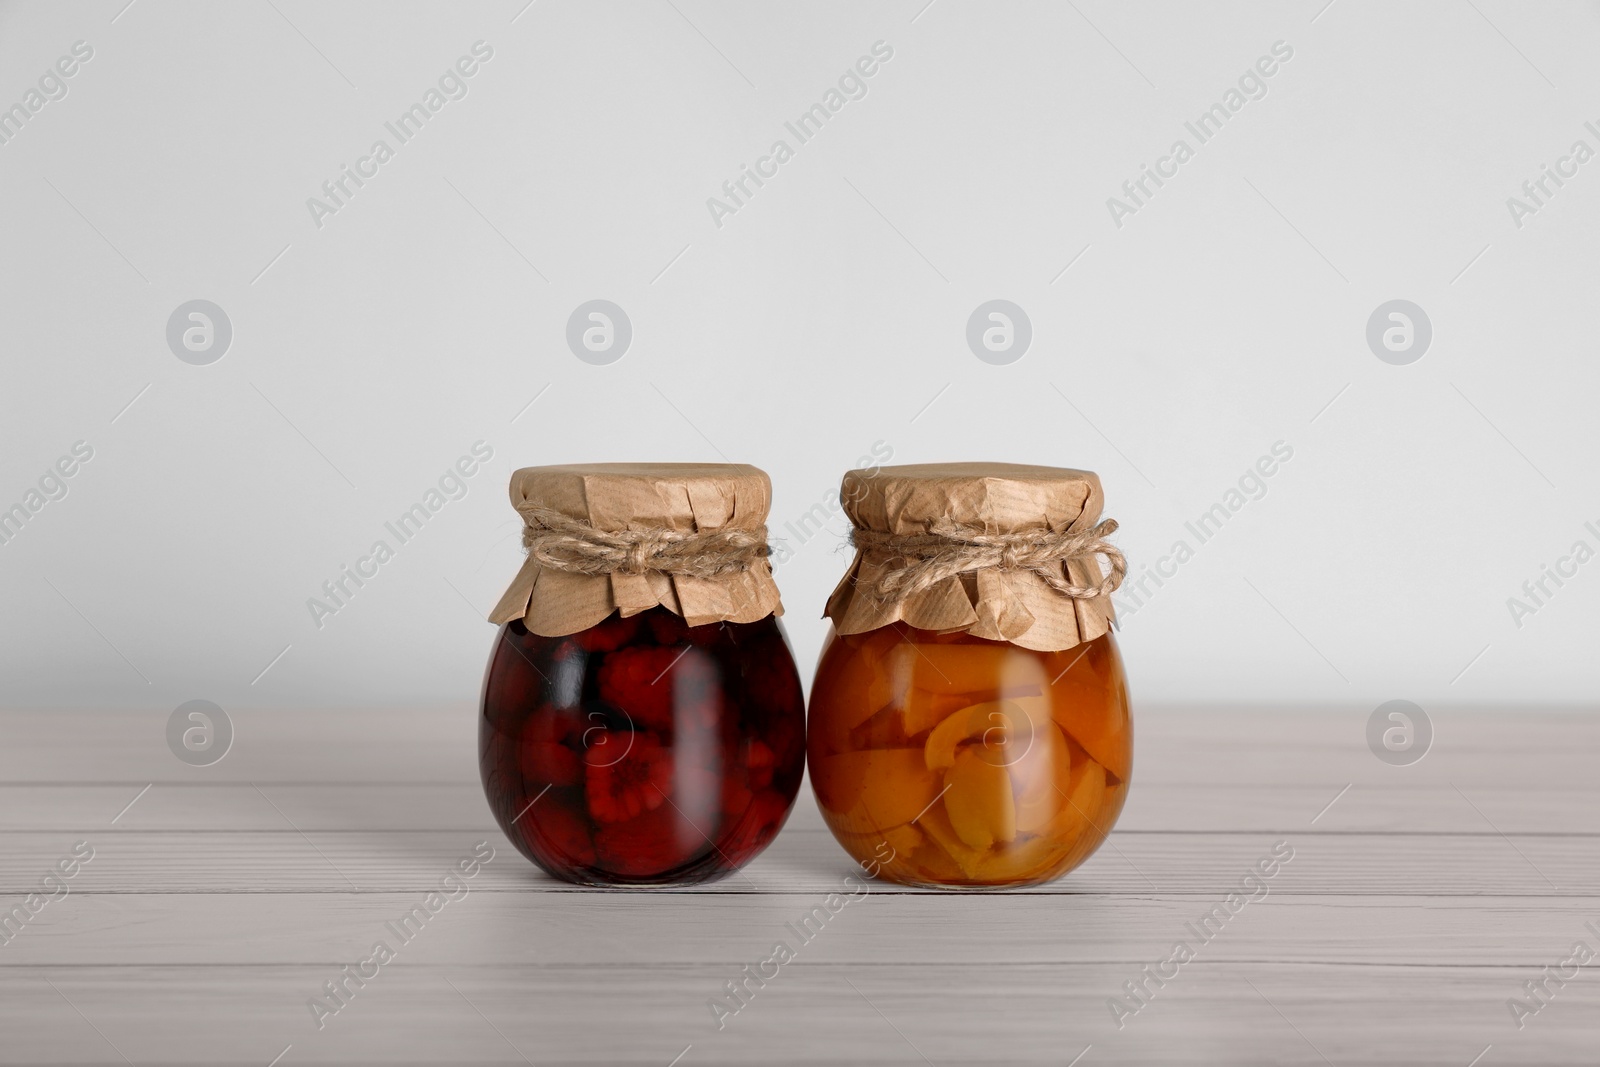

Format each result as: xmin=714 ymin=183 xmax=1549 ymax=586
xmin=823 ymin=462 xmax=1116 ymax=652
xmin=489 ymin=462 xmax=783 ymax=635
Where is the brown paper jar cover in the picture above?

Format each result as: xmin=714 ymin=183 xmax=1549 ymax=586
xmin=489 ymin=463 xmax=783 ymax=636
xmin=823 ymin=462 xmax=1116 ymax=652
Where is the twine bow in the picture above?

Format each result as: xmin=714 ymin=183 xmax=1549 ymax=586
xmin=849 ymin=518 xmax=1126 ymax=602
xmin=517 ymin=505 xmax=769 ymax=579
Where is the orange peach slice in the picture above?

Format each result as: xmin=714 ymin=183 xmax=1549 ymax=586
xmin=1050 ymin=756 xmax=1107 ymax=842
xmin=944 ymin=748 xmax=1018 ymax=850
xmin=1048 ymin=641 xmax=1132 ymax=780
xmin=923 ymin=697 xmax=1052 ymax=771
xmin=812 ymin=746 xmax=919 ymax=808
xmin=846 ymin=701 xmax=916 ymax=751
xmin=915 ymin=802 xmax=988 ymax=879
xmin=897 ymin=683 xmax=1044 ymax=738
xmin=907 ymin=837 xmax=967 ymax=883
xmin=971 ymin=832 xmax=1070 ymax=884
xmin=813 ymin=748 xmax=941 ymax=834
xmin=1055 ymin=710 xmax=1130 ymax=783
xmin=967 ymin=775 xmax=1107 ymax=885
xmin=1098 ymin=780 xmax=1127 ymax=831
xmin=1010 ymin=723 xmax=1070 ymax=834
xmin=878 ymin=821 xmax=926 ymax=859
xmin=832 ymin=821 xmax=926 ymax=868
xmin=811 ymin=635 xmax=914 ymax=745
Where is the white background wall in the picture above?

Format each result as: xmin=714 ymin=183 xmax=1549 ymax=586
xmin=1 ymin=0 xmax=1596 ymax=713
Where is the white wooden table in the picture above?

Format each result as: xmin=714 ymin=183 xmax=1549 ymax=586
xmin=2 ymin=706 xmax=1595 ymax=1065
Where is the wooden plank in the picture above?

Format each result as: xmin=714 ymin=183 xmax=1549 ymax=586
xmin=0 ymin=707 xmax=480 ymax=784
xmin=0 ymin=828 xmax=1591 ymax=897
xmin=0 ymin=963 xmax=1587 ymax=1065
xmin=3 ymin=779 xmax=1597 ymax=833
xmin=3 ymin=890 xmax=1598 ymax=968
xmin=0 ymin=784 xmax=498 ymax=832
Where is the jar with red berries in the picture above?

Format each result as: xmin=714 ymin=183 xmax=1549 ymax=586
xmin=481 ymin=463 xmax=804 ymax=887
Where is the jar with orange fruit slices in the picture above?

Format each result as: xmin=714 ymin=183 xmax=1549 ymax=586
xmin=808 ymin=463 xmax=1130 ymax=889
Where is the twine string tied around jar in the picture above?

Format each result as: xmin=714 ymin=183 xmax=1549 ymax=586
xmin=849 ymin=517 xmax=1126 ymax=602
xmin=517 ymin=504 xmax=770 ymax=579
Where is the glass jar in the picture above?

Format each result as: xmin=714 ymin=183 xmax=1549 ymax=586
xmin=480 ymin=463 xmax=803 ymax=886
xmin=809 ymin=623 xmax=1129 ymax=888
xmin=808 ymin=462 xmax=1131 ymax=889
xmin=481 ymin=606 xmax=804 ymax=886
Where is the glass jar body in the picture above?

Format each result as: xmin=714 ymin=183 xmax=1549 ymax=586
xmin=807 ymin=623 xmax=1131 ymax=889
xmin=480 ymin=607 xmax=805 ymax=886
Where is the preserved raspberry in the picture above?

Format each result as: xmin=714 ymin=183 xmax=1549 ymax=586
xmin=683 ymin=670 xmax=730 ymax=740
xmin=596 ymin=647 xmax=683 ymax=730
xmin=687 ymin=620 xmax=728 ymax=647
xmin=742 ymin=739 xmax=776 ymax=789
xmin=764 ymin=708 xmax=803 ymax=772
xmin=647 ymin=609 xmax=688 ymax=645
xmin=519 ymin=739 xmax=579 ymax=787
xmin=585 ymin=731 xmax=673 ymax=823
xmin=519 ymin=801 xmax=594 ymax=868
xmin=576 ymin=611 xmax=640 ymax=652
xmin=720 ymin=778 xmax=753 ymax=823
xmin=675 ymin=763 xmax=722 ymax=820
xmin=723 ymin=790 xmax=791 ymax=864
xmin=522 ymin=705 xmax=584 ymax=746
xmin=743 ymin=641 xmax=803 ymax=717
xmin=593 ymin=805 xmax=705 ymax=878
